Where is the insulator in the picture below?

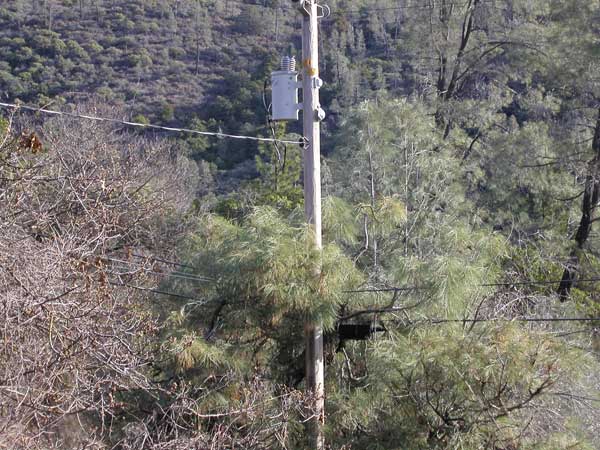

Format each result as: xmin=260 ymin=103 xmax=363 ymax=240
xmin=280 ymin=55 xmax=296 ymax=73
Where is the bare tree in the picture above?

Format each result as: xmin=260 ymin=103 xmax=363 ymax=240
xmin=0 ymin=104 xmax=199 ymax=448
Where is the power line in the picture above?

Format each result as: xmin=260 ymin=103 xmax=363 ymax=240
xmin=374 ymin=316 xmax=600 ymax=326
xmin=104 ymin=247 xmax=600 ymax=297
xmin=108 ymin=258 xmax=600 ymax=295
xmin=104 ymin=270 xmax=600 ymax=324
xmin=110 ymin=263 xmax=213 ymax=285
xmin=0 ymin=102 xmax=302 ymax=146
xmin=345 ymin=276 xmax=600 ymax=294
xmin=481 ymin=277 xmax=600 ymax=287
xmin=344 ymin=286 xmax=430 ymax=293
xmin=103 ymin=256 xmax=210 ymax=280
xmin=551 ymin=392 xmax=600 ymax=404
xmin=110 ymin=281 xmax=600 ymax=324
xmin=554 ymin=329 xmax=595 ymax=338
xmin=226 ymin=0 xmax=499 ymax=15
xmin=115 ymin=279 xmax=600 ymax=324
xmin=101 ymin=257 xmax=213 ymax=284
xmin=126 ymin=255 xmax=220 ymax=287
xmin=422 ymin=317 xmax=600 ymax=324
xmin=109 ymin=281 xmax=202 ymax=301
xmin=321 ymin=0 xmax=502 ymax=21
xmin=130 ymin=253 xmax=198 ymax=271
xmin=103 ymin=0 xmax=509 ymax=46
xmin=179 ymin=0 xmax=511 ymax=34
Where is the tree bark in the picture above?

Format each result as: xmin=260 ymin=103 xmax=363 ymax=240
xmin=434 ymin=0 xmax=479 ymax=136
xmin=558 ymin=107 xmax=600 ymax=299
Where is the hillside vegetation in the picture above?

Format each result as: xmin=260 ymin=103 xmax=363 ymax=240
xmin=1 ymin=1 xmax=599 ymax=449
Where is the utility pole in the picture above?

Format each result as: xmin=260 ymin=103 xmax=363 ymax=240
xmin=300 ymin=1 xmax=325 ymax=448
xmin=272 ymin=2 xmax=326 ymax=445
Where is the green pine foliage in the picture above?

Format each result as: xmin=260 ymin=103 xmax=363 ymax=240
xmin=159 ymin=207 xmax=363 ymax=380
xmin=3 ymin=0 xmax=600 ymax=448
xmin=328 ymin=323 xmax=581 ymax=449
xmin=252 ymin=127 xmax=304 ymax=212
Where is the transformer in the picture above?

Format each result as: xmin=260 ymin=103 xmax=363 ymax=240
xmin=271 ymin=56 xmax=301 ymax=121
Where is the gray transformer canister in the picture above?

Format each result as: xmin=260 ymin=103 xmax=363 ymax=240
xmin=271 ymin=70 xmax=300 ymax=121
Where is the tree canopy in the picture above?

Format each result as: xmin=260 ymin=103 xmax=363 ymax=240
xmin=1 ymin=0 xmax=600 ymax=448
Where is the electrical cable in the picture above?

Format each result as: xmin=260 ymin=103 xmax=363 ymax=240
xmin=129 ymin=253 xmax=198 ymax=271
xmin=111 ymin=253 xmax=600 ymax=299
xmin=99 ymin=257 xmax=213 ymax=284
xmin=423 ymin=317 xmax=600 ymax=324
xmin=109 ymin=263 xmax=213 ymax=285
xmin=112 ymin=258 xmax=600 ymax=326
xmin=480 ymin=277 xmax=600 ymax=287
xmin=224 ymin=0 xmax=499 ymax=14
xmin=550 ymin=392 xmax=600 ymax=404
xmin=0 ymin=102 xmax=303 ymax=146
xmin=345 ymin=276 xmax=600 ymax=294
xmin=101 ymin=263 xmax=600 ymax=324
xmin=108 ymin=281 xmax=202 ymax=301
xmin=262 ymin=76 xmax=290 ymax=174
xmin=102 ymin=256 xmax=211 ymax=280
xmin=329 ymin=0 xmax=501 ymax=16
xmin=376 ymin=316 xmax=600 ymax=327
xmin=344 ymin=286 xmax=431 ymax=293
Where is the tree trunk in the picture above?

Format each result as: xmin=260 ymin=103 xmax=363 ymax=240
xmin=558 ymin=107 xmax=600 ymax=299
xmin=367 ymin=140 xmax=378 ymax=269
xmin=434 ymin=0 xmax=478 ymax=137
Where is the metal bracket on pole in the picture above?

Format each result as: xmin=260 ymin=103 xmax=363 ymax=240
xmin=299 ymin=0 xmax=311 ymax=16
xmin=315 ymin=4 xmax=330 ymax=19
xmin=300 ymin=2 xmax=330 ymax=18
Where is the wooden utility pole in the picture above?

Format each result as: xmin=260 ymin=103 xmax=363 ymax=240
xmin=300 ymin=0 xmax=325 ymax=448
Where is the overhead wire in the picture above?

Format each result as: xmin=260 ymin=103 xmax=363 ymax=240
xmin=120 ymin=264 xmax=600 ymax=325
xmin=99 ymin=256 xmax=212 ymax=284
xmin=109 ymin=281 xmax=206 ymax=302
xmin=225 ymin=0 xmax=500 ymax=14
xmin=199 ymin=0 xmax=502 ymax=35
xmin=344 ymin=286 xmax=430 ymax=293
xmin=480 ymin=277 xmax=600 ymax=287
xmin=319 ymin=0 xmax=504 ymax=26
xmin=553 ymin=329 xmax=596 ymax=338
xmin=97 ymin=258 xmax=600 ymax=325
xmin=0 ymin=102 xmax=302 ymax=146
xmin=111 ymin=252 xmax=600 ymax=293
xmin=102 ymin=256 xmax=209 ymax=278
xmin=129 ymin=253 xmax=198 ymax=271
xmin=550 ymin=392 xmax=600 ymax=404
xmin=374 ymin=316 xmax=600 ymax=328
xmin=116 ymin=278 xmax=600 ymax=325
xmin=345 ymin=276 xmax=600 ymax=294
xmin=421 ymin=317 xmax=600 ymax=324
xmin=342 ymin=278 xmax=600 ymax=324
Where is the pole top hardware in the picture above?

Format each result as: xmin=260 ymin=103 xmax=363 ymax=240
xmin=316 ymin=4 xmax=330 ymax=19
xmin=299 ymin=1 xmax=310 ymax=16
xmin=296 ymin=1 xmax=330 ymax=19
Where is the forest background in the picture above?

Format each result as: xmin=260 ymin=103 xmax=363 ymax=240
xmin=0 ymin=0 xmax=599 ymax=449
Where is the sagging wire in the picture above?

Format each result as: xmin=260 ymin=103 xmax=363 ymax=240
xmin=0 ymin=102 xmax=303 ymax=146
